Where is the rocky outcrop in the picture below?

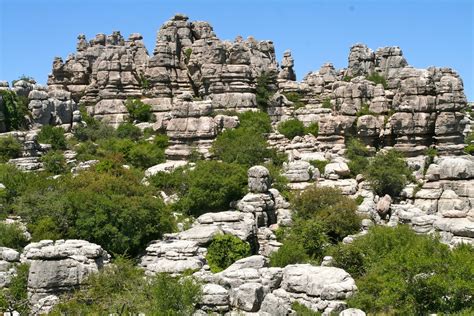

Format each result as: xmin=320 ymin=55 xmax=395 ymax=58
xmin=22 ymin=240 xmax=110 ymax=310
xmin=0 ymin=247 xmax=21 ymax=288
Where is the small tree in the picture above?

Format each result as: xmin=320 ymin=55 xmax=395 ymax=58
xmin=41 ymin=150 xmax=67 ymax=174
xmin=124 ymin=98 xmax=153 ymax=123
xmin=0 ymin=136 xmax=22 ymax=162
xmin=206 ymin=234 xmax=251 ymax=272
xmin=37 ymin=125 xmax=67 ymax=150
xmin=255 ymin=72 xmax=274 ymax=111
xmin=277 ymin=119 xmax=305 ymax=139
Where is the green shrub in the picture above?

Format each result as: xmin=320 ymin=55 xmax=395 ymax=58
xmin=255 ymin=72 xmax=274 ymax=111
xmin=0 ymin=164 xmax=33 ymax=210
xmin=290 ymin=218 xmax=329 ymax=259
xmin=0 ymin=136 xmax=22 ymax=162
xmin=0 ymin=90 xmax=29 ymax=131
xmin=211 ymin=127 xmax=274 ymax=167
xmin=342 ymin=75 xmax=352 ymax=82
xmin=465 ymin=132 xmax=474 ymax=155
xmin=126 ymin=141 xmax=166 ymax=169
xmin=309 ymin=160 xmax=328 ymax=173
xmin=184 ymin=47 xmax=193 ymax=64
xmin=269 ymin=240 xmax=309 ymax=267
xmin=305 ymin=122 xmax=319 ymax=136
xmin=284 ymin=92 xmax=305 ymax=110
xmin=291 ymin=186 xmax=361 ymax=242
xmin=148 ymin=167 xmax=188 ymax=195
xmin=0 ymin=263 xmax=29 ymax=315
xmin=13 ymin=169 xmax=174 ymax=256
xmin=41 ymin=150 xmax=67 ymax=174
xmin=51 ymin=258 xmax=201 ymax=315
xmin=330 ymin=226 xmax=474 ymax=315
xmin=206 ymin=234 xmax=251 ymax=272
xmin=173 ymin=161 xmax=247 ymax=216
xmin=366 ymin=72 xmax=388 ymax=89
xmin=345 ymin=138 xmax=371 ymax=177
xmin=30 ymin=217 xmax=62 ymax=241
xmin=291 ymin=302 xmax=321 ymax=316
xmin=73 ymin=111 xmax=115 ymax=142
xmin=356 ymin=103 xmax=375 ymax=117
xmin=278 ymin=119 xmax=305 ymax=139
xmin=75 ymin=140 xmax=98 ymax=161
xmin=115 ymin=122 xmax=142 ymax=140
xmin=322 ymin=97 xmax=332 ymax=109
xmin=238 ymin=111 xmax=272 ymax=134
xmin=0 ymin=223 xmax=28 ymax=250
xmin=37 ymin=125 xmax=67 ymax=150
xmin=153 ymin=133 xmax=169 ymax=148
xmin=365 ymin=149 xmax=412 ymax=197
xmin=124 ymin=98 xmax=154 ymax=123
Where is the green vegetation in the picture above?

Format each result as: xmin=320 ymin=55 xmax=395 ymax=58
xmin=37 ymin=125 xmax=67 ymax=150
xmin=115 ymin=122 xmax=142 ymax=141
xmin=278 ymin=119 xmax=305 ymax=139
xmin=51 ymin=258 xmax=202 ymax=315
xmin=138 ymin=74 xmax=150 ymax=89
xmin=206 ymin=234 xmax=251 ymax=272
xmin=0 ymin=222 xmax=29 ymax=250
xmin=124 ymin=98 xmax=154 ymax=123
xmin=291 ymin=301 xmax=322 ymax=316
xmin=284 ymin=92 xmax=305 ymax=110
xmin=10 ymin=169 xmax=174 ymax=256
xmin=305 ymin=122 xmax=319 ymax=137
xmin=270 ymin=186 xmax=361 ymax=267
xmin=342 ymin=75 xmax=352 ymax=82
xmin=238 ymin=111 xmax=272 ymax=134
xmin=0 ymin=136 xmax=22 ymax=162
xmin=330 ymin=225 xmax=474 ymax=315
xmin=366 ymin=72 xmax=388 ymax=89
xmin=309 ymin=159 xmax=328 ymax=173
xmin=465 ymin=131 xmax=474 ymax=155
xmin=184 ymin=47 xmax=193 ymax=64
xmin=255 ymin=72 xmax=274 ymax=111
xmin=0 ymin=263 xmax=29 ymax=315
xmin=41 ymin=150 xmax=67 ymax=174
xmin=0 ymin=90 xmax=29 ymax=131
xmin=322 ymin=97 xmax=332 ymax=109
xmin=356 ymin=103 xmax=376 ymax=117
xmin=345 ymin=138 xmax=372 ymax=177
xmin=365 ymin=149 xmax=413 ymax=197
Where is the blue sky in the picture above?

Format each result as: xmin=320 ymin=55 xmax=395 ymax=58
xmin=1 ymin=0 xmax=473 ymax=100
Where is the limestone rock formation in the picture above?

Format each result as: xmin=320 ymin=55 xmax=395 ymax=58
xmin=22 ymin=240 xmax=110 ymax=309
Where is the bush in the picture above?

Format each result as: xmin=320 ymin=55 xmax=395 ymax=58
xmin=330 ymin=226 xmax=474 ymax=315
xmin=278 ymin=119 xmax=305 ymax=139
xmin=322 ymin=97 xmax=332 ymax=109
xmin=41 ymin=150 xmax=67 ymax=174
xmin=464 ymin=132 xmax=474 ymax=155
xmin=73 ymin=111 xmax=115 ymax=142
xmin=0 ymin=164 xmax=34 ymax=211
xmin=309 ymin=160 xmax=328 ymax=173
xmin=211 ymin=127 xmax=274 ymax=167
xmin=345 ymin=138 xmax=372 ymax=177
xmin=206 ymin=234 xmax=251 ymax=272
xmin=153 ymin=133 xmax=169 ymax=148
xmin=126 ymin=141 xmax=166 ymax=169
xmin=356 ymin=103 xmax=375 ymax=117
xmin=269 ymin=240 xmax=309 ymax=267
xmin=366 ymin=72 xmax=388 ymax=89
xmin=0 ymin=223 xmax=28 ymax=250
xmin=51 ymin=258 xmax=202 ymax=315
xmin=0 ymin=136 xmax=22 ymax=162
xmin=13 ymin=169 xmax=174 ymax=256
xmin=0 ymin=90 xmax=29 ymax=131
xmin=173 ymin=161 xmax=247 ymax=216
xmin=291 ymin=302 xmax=321 ymax=316
xmin=115 ymin=122 xmax=142 ymax=140
xmin=364 ymin=149 xmax=412 ymax=197
xmin=238 ymin=111 xmax=272 ymax=134
xmin=148 ymin=167 xmax=188 ymax=195
xmin=305 ymin=122 xmax=319 ymax=136
xmin=37 ymin=125 xmax=67 ymax=150
xmin=291 ymin=186 xmax=361 ymax=242
xmin=124 ymin=98 xmax=153 ymax=123
xmin=284 ymin=92 xmax=305 ymax=110
xmin=0 ymin=263 xmax=29 ymax=315
xmin=255 ymin=72 xmax=274 ymax=111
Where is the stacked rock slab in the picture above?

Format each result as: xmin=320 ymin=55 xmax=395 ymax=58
xmin=194 ymin=256 xmax=357 ymax=315
xmin=0 ymin=247 xmax=21 ymax=288
xmin=22 ymin=239 xmax=110 ymax=311
xmin=392 ymin=155 xmax=474 ymax=246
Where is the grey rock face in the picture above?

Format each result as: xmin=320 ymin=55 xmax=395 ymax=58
xmin=23 ymin=240 xmax=109 ymax=308
xmin=248 ymin=165 xmax=271 ymax=193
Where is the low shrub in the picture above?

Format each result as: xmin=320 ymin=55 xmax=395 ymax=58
xmin=269 ymin=240 xmax=309 ymax=267
xmin=366 ymin=72 xmax=388 ymax=89
xmin=124 ymin=98 xmax=154 ymax=123
xmin=148 ymin=167 xmax=188 ymax=195
xmin=291 ymin=302 xmax=321 ymax=316
xmin=255 ymin=72 xmax=274 ymax=111
xmin=51 ymin=258 xmax=202 ymax=315
xmin=153 ymin=133 xmax=169 ymax=148
xmin=238 ymin=111 xmax=272 ymax=134
xmin=309 ymin=160 xmax=328 ymax=173
xmin=0 ymin=223 xmax=29 ymax=250
xmin=37 ymin=125 xmax=67 ymax=150
xmin=206 ymin=234 xmax=251 ymax=272
xmin=322 ymin=97 xmax=332 ymax=109
xmin=0 ymin=90 xmax=29 ymax=131
xmin=0 ymin=263 xmax=29 ymax=314
xmin=464 ymin=132 xmax=474 ymax=155
xmin=356 ymin=103 xmax=375 ymax=117
xmin=41 ymin=150 xmax=67 ymax=174
xmin=115 ymin=122 xmax=142 ymax=140
xmin=0 ymin=136 xmax=22 ymax=162
xmin=305 ymin=122 xmax=319 ymax=136
xmin=173 ymin=161 xmax=247 ymax=216
xmin=364 ymin=149 xmax=412 ymax=197
xmin=284 ymin=92 xmax=305 ymax=110
xmin=278 ymin=119 xmax=305 ymax=139
xmin=126 ymin=141 xmax=166 ymax=169
xmin=329 ymin=226 xmax=474 ymax=315
xmin=73 ymin=111 xmax=115 ymax=142
xmin=345 ymin=138 xmax=371 ymax=177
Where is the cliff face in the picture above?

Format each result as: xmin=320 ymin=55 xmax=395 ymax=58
xmin=39 ymin=14 xmax=467 ymax=159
